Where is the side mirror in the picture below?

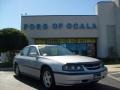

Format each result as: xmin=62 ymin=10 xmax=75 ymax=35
xmin=29 ymin=52 xmax=38 ymax=57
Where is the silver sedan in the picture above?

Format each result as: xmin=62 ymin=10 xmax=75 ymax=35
xmin=13 ymin=45 xmax=107 ymax=89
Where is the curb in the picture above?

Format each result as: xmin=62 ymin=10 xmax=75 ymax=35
xmin=108 ymin=71 xmax=120 ymax=73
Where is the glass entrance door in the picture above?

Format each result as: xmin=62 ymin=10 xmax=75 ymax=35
xmin=77 ymin=43 xmax=87 ymax=56
xmin=66 ymin=43 xmax=87 ymax=56
xmin=65 ymin=43 xmax=96 ymax=57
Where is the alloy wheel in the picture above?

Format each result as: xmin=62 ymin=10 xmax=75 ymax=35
xmin=43 ymin=70 xmax=52 ymax=88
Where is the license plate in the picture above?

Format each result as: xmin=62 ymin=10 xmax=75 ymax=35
xmin=94 ymin=72 xmax=101 ymax=79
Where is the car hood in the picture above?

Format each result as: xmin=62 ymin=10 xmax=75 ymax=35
xmin=44 ymin=55 xmax=100 ymax=64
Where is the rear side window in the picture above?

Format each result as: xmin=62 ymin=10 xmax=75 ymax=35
xmin=21 ymin=47 xmax=29 ymax=56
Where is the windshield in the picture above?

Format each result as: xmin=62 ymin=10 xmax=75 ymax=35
xmin=39 ymin=45 xmax=74 ymax=56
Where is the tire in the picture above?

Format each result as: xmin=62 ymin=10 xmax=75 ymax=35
xmin=91 ymin=80 xmax=99 ymax=84
xmin=88 ymin=80 xmax=99 ymax=85
xmin=41 ymin=67 xmax=55 ymax=89
xmin=15 ymin=64 xmax=21 ymax=77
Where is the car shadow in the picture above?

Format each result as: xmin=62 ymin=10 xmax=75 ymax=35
xmin=14 ymin=75 xmax=120 ymax=90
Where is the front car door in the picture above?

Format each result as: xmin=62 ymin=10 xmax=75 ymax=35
xmin=27 ymin=46 xmax=40 ymax=78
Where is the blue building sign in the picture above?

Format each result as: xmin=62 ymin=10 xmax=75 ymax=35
xmin=23 ymin=23 xmax=97 ymax=30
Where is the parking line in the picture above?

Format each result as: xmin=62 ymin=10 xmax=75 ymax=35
xmin=108 ymin=72 xmax=120 ymax=82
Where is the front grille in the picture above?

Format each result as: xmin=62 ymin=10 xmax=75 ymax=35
xmin=83 ymin=62 xmax=101 ymax=70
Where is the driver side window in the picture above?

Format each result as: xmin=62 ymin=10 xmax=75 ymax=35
xmin=28 ymin=46 xmax=38 ymax=57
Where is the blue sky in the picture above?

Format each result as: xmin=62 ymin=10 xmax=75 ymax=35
xmin=0 ymin=0 xmax=110 ymax=30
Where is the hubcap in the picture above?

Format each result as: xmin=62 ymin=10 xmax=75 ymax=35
xmin=43 ymin=71 xmax=52 ymax=88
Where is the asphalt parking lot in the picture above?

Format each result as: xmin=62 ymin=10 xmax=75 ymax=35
xmin=0 ymin=71 xmax=120 ymax=90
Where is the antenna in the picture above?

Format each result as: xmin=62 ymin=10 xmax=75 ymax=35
xmin=25 ymin=13 xmax=28 ymax=16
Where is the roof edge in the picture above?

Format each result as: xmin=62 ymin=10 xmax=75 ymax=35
xmin=21 ymin=15 xmax=97 ymax=17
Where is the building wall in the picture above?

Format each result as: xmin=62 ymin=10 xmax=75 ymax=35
xmin=21 ymin=0 xmax=120 ymax=58
xmin=113 ymin=0 xmax=120 ymax=57
xmin=22 ymin=15 xmax=98 ymax=43
xmin=97 ymin=1 xmax=116 ymax=58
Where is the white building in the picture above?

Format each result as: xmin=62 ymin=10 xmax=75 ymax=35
xmin=21 ymin=0 xmax=120 ymax=58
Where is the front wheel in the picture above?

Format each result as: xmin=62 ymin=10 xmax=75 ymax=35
xmin=41 ymin=67 xmax=55 ymax=89
xmin=88 ymin=80 xmax=99 ymax=85
xmin=91 ymin=80 xmax=99 ymax=83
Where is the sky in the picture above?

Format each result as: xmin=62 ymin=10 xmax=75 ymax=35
xmin=0 ymin=0 xmax=110 ymax=30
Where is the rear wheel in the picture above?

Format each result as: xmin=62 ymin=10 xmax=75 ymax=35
xmin=15 ymin=64 xmax=21 ymax=76
xmin=41 ymin=67 xmax=55 ymax=89
xmin=91 ymin=80 xmax=99 ymax=83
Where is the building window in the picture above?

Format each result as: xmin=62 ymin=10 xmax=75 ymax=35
xmin=107 ymin=25 xmax=116 ymax=48
xmin=23 ymin=24 xmax=28 ymax=30
xmin=34 ymin=38 xmax=97 ymax=57
xmin=36 ymin=24 xmax=41 ymax=30
xmin=107 ymin=25 xmax=117 ymax=57
xmin=30 ymin=24 xmax=35 ymax=30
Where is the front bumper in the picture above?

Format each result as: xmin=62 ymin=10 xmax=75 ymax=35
xmin=54 ymin=68 xmax=107 ymax=86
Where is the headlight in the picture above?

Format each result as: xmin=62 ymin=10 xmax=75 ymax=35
xmin=62 ymin=64 xmax=84 ymax=71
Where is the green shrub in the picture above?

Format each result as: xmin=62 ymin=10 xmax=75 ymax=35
xmin=0 ymin=60 xmax=13 ymax=67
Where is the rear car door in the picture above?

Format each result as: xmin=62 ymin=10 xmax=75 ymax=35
xmin=18 ymin=46 xmax=31 ymax=74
